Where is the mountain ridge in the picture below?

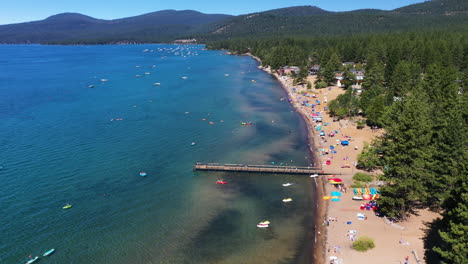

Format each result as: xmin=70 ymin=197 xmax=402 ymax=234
xmin=0 ymin=1 xmax=466 ymax=44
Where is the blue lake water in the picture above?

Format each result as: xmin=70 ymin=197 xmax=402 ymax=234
xmin=0 ymin=44 xmax=316 ymax=264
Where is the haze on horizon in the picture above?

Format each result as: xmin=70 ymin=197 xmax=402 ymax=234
xmin=2 ymin=0 xmax=427 ymax=25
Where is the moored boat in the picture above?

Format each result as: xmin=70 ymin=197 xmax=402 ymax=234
xmin=26 ymin=256 xmax=39 ymax=264
xmin=43 ymin=248 xmax=55 ymax=256
xmin=139 ymin=172 xmax=147 ymax=177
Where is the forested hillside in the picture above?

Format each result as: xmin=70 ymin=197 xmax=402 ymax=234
xmin=0 ymin=0 xmax=467 ymax=44
xmin=199 ymin=0 xmax=468 ymax=40
xmin=0 ymin=10 xmax=231 ymax=44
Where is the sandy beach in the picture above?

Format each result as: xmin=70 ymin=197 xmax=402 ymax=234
xmin=252 ymin=58 xmax=440 ymax=264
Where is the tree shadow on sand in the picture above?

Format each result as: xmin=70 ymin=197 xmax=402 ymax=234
xmin=422 ymin=216 xmax=443 ymax=264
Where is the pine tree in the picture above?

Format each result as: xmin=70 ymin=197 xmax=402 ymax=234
xmin=433 ymin=182 xmax=468 ymax=264
xmin=422 ymin=65 xmax=466 ymax=207
xmin=378 ymin=87 xmax=434 ymax=220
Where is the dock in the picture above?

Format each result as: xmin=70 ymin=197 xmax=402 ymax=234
xmin=194 ymin=163 xmax=340 ymax=175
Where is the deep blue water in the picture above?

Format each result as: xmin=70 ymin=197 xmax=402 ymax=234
xmin=0 ymin=44 xmax=316 ymax=264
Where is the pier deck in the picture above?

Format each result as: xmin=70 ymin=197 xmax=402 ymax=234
xmin=194 ymin=163 xmax=340 ymax=175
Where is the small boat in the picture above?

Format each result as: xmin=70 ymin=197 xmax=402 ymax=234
xmin=191 ymin=142 xmax=196 ymax=146
xmin=26 ymin=256 xmax=39 ymax=264
xmin=282 ymin=198 xmax=293 ymax=203
xmin=181 ymin=76 xmax=188 ymax=79
xmin=310 ymin=174 xmax=318 ymax=178
xmin=43 ymin=248 xmax=55 ymax=256
xmin=100 ymin=79 xmax=108 ymax=82
xmin=257 ymin=221 xmax=270 ymax=228
xmin=63 ymin=204 xmax=72 ymax=209
xmin=139 ymin=172 xmax=147 ymax=177
xmin=251 ymin=80 xmax=256 ymax=83
xmin=352 ymin=196 xmax=363 ymax=201
xmin=145 ymin=72 xmax=151 ymax=75
xmin=216 ymin=180 xmax=227 ymax=184
xmin=153 ymin=83 xmax=161 ymax=86
xmin=224 ymin=74 xmax=229 ymax=76
xmin=136 ymin=75 xmax=142 ymax=77
xmin=88 ymin=85 xmax=94 ymax=88
xmin=282 ymin=183 xmax=293 ymax=187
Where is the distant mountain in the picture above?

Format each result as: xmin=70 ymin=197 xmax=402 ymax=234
xmin=201 ymin=1 xmax=468 ymax=40
xmin=393 ymin=0 xmax=468 ymax=15
xmin=0 ymin=0 xmax=467 ymax=44
xmin=261 ymin=6 xmax=330 ymax=16
xmin=0 ymin=10 xmax=231 ymax=44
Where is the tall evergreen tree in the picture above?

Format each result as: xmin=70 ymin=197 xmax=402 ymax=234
xmin=421 ymin=65 xmax=466 ymax=207
xmin=433 ymin=182 xmax=468 ymax=264
xmin=378 ymin=87 xmax=434 ymax=220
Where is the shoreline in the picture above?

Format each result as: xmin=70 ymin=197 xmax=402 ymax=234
xmin=247 ymin=53 xmax=439 ymax=264
xmin=249 ymin=53 xmax=326 ymax=264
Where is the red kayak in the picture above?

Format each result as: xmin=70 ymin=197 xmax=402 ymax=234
xmin=216 ymin=180 xmax=228 ymax=184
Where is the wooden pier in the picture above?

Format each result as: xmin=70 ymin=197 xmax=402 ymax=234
xmin=194 ymin=163 xmax=340 ymax=175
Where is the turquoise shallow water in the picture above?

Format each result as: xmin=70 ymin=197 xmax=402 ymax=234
xmin=0 ymin=44 xmax=316 ymax=264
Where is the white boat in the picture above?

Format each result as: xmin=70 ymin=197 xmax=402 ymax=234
xmin=43 ymin=248 xmax=55 ymax=256
xmin=282 ymin=198 xmax=293 ymax=203
xmin=100 ymin=79 xmax=108 ymax=82
xmin=282 ymin=183 xmax=293 ymax=187
xmin=181 ymin=76 xmax=188 ymax=79
xmin=88 ymin=85 xmax=94 ymax=88
xmin=153 ymin=83 xmax=161 ymax=86
xmin=352 ymin=196 xmax=363 ymax=200
xmin=145 ymin=72 xmax=151 ymax=75
xmin=191 ymin=142 xmax=196 ymax=146
xmin=224 ymin=74 xmax=229 ymax=76
xmin=257 ymin=224 xmax=269 ymax=228
xmin=26 ymin=256 xmax=39 ymax=264
xmin=139 ymin=172 xmax=147 ymax=177
xmin=310 ymin=174 xmax=318 ymax=178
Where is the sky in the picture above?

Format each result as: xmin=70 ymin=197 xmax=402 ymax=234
xmin=1 ymin=0 xmax=428 ymax=25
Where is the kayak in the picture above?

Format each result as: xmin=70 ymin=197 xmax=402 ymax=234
xmin=216 ymin=180 xmax=227 ymax=184
xmin=43 ymin=248 xmax=55 ymax=256
xmin=282 ymin=198 xmax=293 ymax=203
xmin=63 ymin=204 xmax=72 ymax=209
xmin=26 ymin=256 xmax=39 ymax=264
xmin=139 ymin=172 xmax=147 ymax=177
